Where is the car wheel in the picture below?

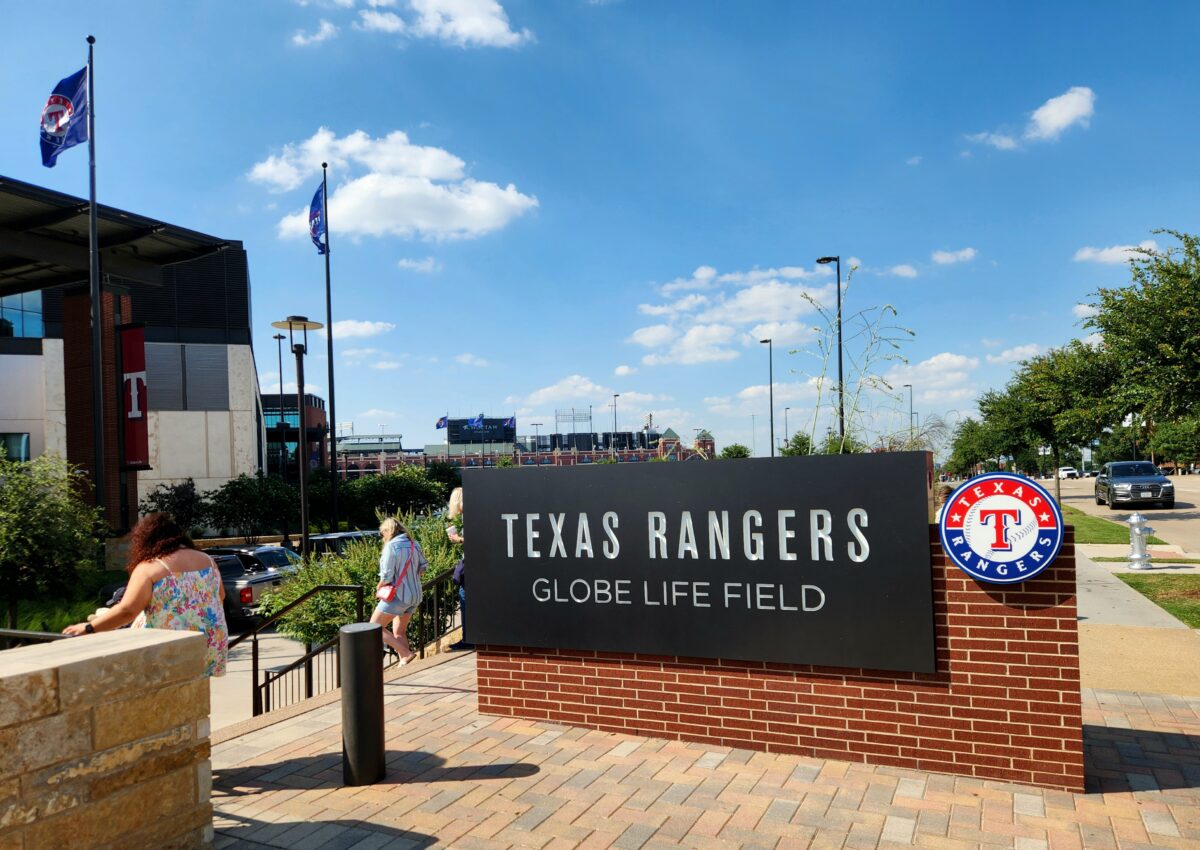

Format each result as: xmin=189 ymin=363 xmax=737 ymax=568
xmin=1107 ymin=495 xmax=1118 ymax=510
xmin=1095 ymin=490 xmax=1103 ymax=505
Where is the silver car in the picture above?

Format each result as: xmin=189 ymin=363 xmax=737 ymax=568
xmin=1095 ymin=461 xmax=1175 ymax=509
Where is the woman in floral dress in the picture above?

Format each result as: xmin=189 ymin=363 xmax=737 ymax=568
xmin=64 ymin=513 xmax=229 ymax=677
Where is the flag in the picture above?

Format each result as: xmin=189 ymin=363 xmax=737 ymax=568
xmin=435 ymin=416 xmax=448 ymax=429
xmin=467 ymin=413 xmax=484 ymax=428
xmin=503 ymin=416 xmax=516 ymax=428
xmin=40 ymin=67 xmax=88 ymax=168
xmin=308 ymin=183 xmax=327 ymax=255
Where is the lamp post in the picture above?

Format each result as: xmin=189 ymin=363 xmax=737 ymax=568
xmin=751 ymin=413 xmax=756 ymax=456
xmin=760 ymin=338 xmax=774 ymax=457
xmin=531 ymin=422 xmax=542 ymax=462
xmin=611 ymin=394 xmax=620 ymax=460
xmin=903 ymin=383 xmax=913 ymax=448
xmin=273 ymin=333 xmax=286 ymax=480
xmin=816 ymin=256 xmax=844 ymax=450
xmin=272 ymin=315 xmax=323 ymax=559
xmin=783 ymin=407 xmax=791 ymax=451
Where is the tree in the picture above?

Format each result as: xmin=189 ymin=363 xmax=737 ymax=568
xmin=779 ymin=433 xmax=813 ymax=457
xmin=206 ymin=473 xmax=298 ymax=542
xmin=341 ymin=466 xmax=442 ymax=528
xmin=423 ymin=461 xmax=461 ymax=502
xmin=719 ymin=444 xmax=751 ymax=459
xmin=0 ymin=453 xmax=103 ymax=627
xmin=816 ymin=430 xmax=868 ymax=455
xmin=1147 ymin=417 xmax=1200 ymax=469
xmin=1087 ymin=230 xmax=1200 ymax=422
xmin=945 ymin=418 xmax=1000 ymax=475
xmin=495 ymin=456 xmax=515 ymax=468
xmin=139 ymin=478 xmax=207 ymax=534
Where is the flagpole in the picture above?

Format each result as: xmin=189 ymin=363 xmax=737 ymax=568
xmin=86 ymin=34 xmax=106 ymax=521
xmin=321 ymin=162 xmax=339 ymax=531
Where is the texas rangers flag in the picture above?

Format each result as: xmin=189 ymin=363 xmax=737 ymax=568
xmin=435 ymin=416 xmax=448 ymax=429
xmin=308 ymin=183 xmax=327 ymax=255
xmin=40 ymin=67 xmax=89 ymax=168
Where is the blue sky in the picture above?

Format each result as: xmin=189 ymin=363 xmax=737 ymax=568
xmin=5 ymin=1 xmax=1199 ymax=455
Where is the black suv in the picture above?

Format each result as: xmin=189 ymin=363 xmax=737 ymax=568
xmin=1095 ymin=461 xmax=1175 ymax=509
xmin=307 ymin=531 xmax=381 ymax=556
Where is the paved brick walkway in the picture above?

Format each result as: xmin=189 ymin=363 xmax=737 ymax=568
xmin=211 ymin=656 xmax=1200 ymax=849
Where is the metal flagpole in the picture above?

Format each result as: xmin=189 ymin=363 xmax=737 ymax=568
xmin=321 ymin=163 xmax=339 ymax=530
xmin=86 ymin=35 xmax=106 ymax=520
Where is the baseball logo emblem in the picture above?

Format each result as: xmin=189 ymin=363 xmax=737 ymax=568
xmin=309 ymin=205 xmax=323 ymax=241
xmin=41 ymin=94 xmax=74 ymax=140
xmin=939 ymin=472 xmax=1063 ymax=584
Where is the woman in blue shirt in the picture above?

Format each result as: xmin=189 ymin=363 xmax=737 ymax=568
xmin=371 ymin=517 xmax=428 ymax=664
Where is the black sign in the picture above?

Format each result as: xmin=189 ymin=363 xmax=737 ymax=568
xmin=466 ymin=453 xmax=937 ymax=673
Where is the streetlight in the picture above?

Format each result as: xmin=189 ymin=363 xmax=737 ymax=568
xmin=319 ymin=162 xmax=340 ymax=533
xmin=903 ymin=383 xmax=913 ymax=447
xmin=751 ymin=413 xmax=756 ymax=456
xmin=760 ymin=338 xmax=775 ymax=458
xmin=815 ymin=256 xmax=844 ymax=450
xmin=783 ymin=407 xmax=791 ymax=450
xmin=271 ymin=315 xmax=323 ymax=559
xmin=273 ymin=333 xmax=286 ymax=480
xmin=611 ymin=394 xmax=620 ymax=460
xmin=531 ymin=422 xmax=542 ymax=462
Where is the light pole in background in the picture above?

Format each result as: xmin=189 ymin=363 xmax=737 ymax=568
xmin=611 ymin=394 xmax=620 ymax=460
xmin=531 ymin=422 xmax=542 ymax=462
xmin=903 ymin=383 xmax=913 ymax=447
xmin=760 ymin=338 xmax=774 ymax=457
xmin=272 ymin=315 xmax=323 ymax=559
xmin=783 ymin=407 xmax=791 ymax=451
xmin=273 ymin=333 xmax=286 ymax=480
xmin=816 ymin=256 xmax=844 ymax=449
xmin=751 ymin=413 xmax=756 ymax=456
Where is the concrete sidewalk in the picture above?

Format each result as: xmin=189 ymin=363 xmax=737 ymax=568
xmin=211 ymin=654 xmax=1200 ymax=850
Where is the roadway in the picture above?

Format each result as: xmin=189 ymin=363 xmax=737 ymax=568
xmin=1053 ymin=474 xmax=1200 ymax=553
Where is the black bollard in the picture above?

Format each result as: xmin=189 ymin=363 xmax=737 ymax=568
xmin=340 ymin=622 xmax=385 ymax=786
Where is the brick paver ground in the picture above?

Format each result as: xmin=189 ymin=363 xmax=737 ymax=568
xmin=211 ymin=655 xmax=1200 ymax=849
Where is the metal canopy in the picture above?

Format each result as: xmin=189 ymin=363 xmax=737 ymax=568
xmin=0 ymin=175 xmax=231 ymax=298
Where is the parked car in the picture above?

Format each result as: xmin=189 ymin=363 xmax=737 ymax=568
xmin=1057 ymin=467 xmax=1079 ymax=479
xmin=307 ymin=530 xmax=381 ymax=557
xmin=206 ymin=544 xmax=302 ymax=574
xmin=1094 ymin=461 xmax=1175 ymax=509
xmin=209 ymin=548 xmax=299 ymax=621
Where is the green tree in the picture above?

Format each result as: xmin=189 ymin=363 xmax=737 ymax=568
xmin=206 ymin=473 xmax=298 ymax=542
xmin=816 ymin=430 xmax=868 ymax=454
xmin=138 ymin=478 xmax=208 ymax=535
xmin=1147 ymin=417 xmax=1200 ymax=469
xmin=719 ymin=443 xmax=751 ymax=459
xmin=422 ymin=461 xmax=461 ymax=502
xmin=945 ymin=418 xmax=1000 ymax=475
xmin=779 ymin=433 xmax=814 ymax=456
xmin=1087 ymin=230 xmax=1200 ymax=422
xmin=495 ymin=456 xmax=515 ymax=468
xmin=0 ymin=453 xmax=103 ymax=627
xmin=341 ymin=466 xmax=442 ymax=528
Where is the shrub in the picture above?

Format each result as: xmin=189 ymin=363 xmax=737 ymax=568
xmin=138 ymin=478 xmax=207 ymax=534
xmin=341 ymin=467 xmax=441 ymax=528
xmin=206 ymin=473 xmax=298 ymax=542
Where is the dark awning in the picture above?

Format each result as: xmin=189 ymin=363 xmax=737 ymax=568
xmin=0 ymin=175 xmax=231 ymax=298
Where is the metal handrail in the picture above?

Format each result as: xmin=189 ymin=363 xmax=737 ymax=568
xmin=228 ymin=584 xmax=364 ymax=649
xmin=0 ymin=628 xmax=69 ymax=650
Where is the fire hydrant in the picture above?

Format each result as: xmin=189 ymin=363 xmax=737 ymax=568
xmin=1127 ymin=512 xmax=1155 ymax=570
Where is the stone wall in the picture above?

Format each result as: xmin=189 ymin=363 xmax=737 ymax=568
xmin=0 ymin=630 xmax=212 ymax=850
xmin=478 ymin=526 xmax=1084 ymax=792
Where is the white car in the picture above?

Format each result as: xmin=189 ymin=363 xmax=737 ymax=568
xmin=1057 ymin=467 xmax=1079 ymax=479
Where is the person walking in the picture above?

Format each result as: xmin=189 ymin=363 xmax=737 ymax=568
xmin=63 ymin=513 xmax=229 ymax=677
xmin=445 ymin=487 xmax=471 ymax=651
xmin=372 ymin=517 xmax=428 ymax=665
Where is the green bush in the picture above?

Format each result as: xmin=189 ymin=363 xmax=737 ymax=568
xmin=341 ymin=468 xmax=442 ymax=528
xmin=138 ymin=477 xmax=207 ymax=534
xmin=205 ymin=473 xmax=298 ymax=542
xmin=260 ymin=511 xmax=461 ymax=648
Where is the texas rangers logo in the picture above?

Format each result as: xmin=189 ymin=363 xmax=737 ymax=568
xmin=309 ymin=205 xmax=323 ymax=242
xmin=40 ymin=94 xmax=74 ymax=143
xmin=939 ymin=472 xmax=1063 ymax=584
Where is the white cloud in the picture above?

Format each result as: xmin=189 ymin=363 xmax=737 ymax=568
xmin=357 ymin=9 xmax=406 ymax=32
xmin=1073 ymin=239 xmax=1158 ymax=264
xmin=985 ymin=343 xmax=1043 ymax=365
xmin=629 ymin=324 xmax=677 ymax=348
xmin=341 ymin=347 xmax=385 ymax=363
xmin=906 ymin=156 xmax=922 ymax=166
xmin=1026 ymin=86 xmax=1095 ymax=141
xmin=356 ymin=409 xmax=401 ymax=422
xmin=524 ymin=374 xmax=610 ymax=406
xmin=324 ymin=319 xmax=396 ymax=339
xmin=885 ymin=353 xmax=980 ymax=401
xmin=696 ymin=281 xmax=830 ymax=325
xmin=1072 ymin=303 xmax=1099 ymax=319
xmin=614 ymin=365 xmax=636 ymax=377
xmin=276 ymin=380 xmax=323 ymax=395
xmin=370 ymin=360 xmax=403 ymax=370
xmin=715 ymin=265 xmax=830 ymax=286
xmin=660 ymin=265 xmax=721 ymax=295
xmin=642 ymin=324 xmax=739 ymax=366
xmin=931 ymin=247 xmax=977 ymax=265
xmin=889 ymin=264 xmax=918 ymax=278
xmin=454 ymin=353 xmax=489 ymax=367
xmin=619 ymin=391 xmax=671 ymax=405
xmin=967 ymin=131 xmax=1018 ymax=150
xmin=746 ymin=321 xmax=815 ymax=347
xmin=1082 ymin=332 xmax=1104 ymax=348
xmin=637 ymin=293 xmax=709 ymax=317
xmin=397 ymin=256 xmax=440 ymax=273
xmin=736 ymin=379 xmax=819 ymax=403
xmin=966 ymin=86 xmax=1095 ymax=152
xmin=252 ymin=127 xmax=536 ymax=243
xmin=292 ymin=19 xmax=338 ymax=46
xmin=409 ymin=0 xmax=531 ymax=47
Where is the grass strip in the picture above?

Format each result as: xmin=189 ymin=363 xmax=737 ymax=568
xmin=1116 ymin=574 xmax=1200 ymax=628
xmin=1093 ymin=556 xmax=1200 ymax=564
xmin=1060 ymin=504 xmax=1167 ymax=545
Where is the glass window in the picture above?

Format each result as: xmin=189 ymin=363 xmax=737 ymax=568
xmin=1 ymin=433 xmax=31 ymax=461
xmin=0 ymin=290 xmax=43 ymax=339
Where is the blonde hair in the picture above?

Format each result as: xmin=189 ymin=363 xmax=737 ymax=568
xmin=447 ymin=487 xmax=464 ymax=519
xmin=379 ymin=517 xmax=408 ymax=542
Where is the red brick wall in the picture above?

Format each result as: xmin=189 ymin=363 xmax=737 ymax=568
xmin=477 ymin=526 xmax=1083 ymax=792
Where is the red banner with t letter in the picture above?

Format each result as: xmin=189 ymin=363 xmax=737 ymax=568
xmin=119 ymin=324 xmax=150 ymax=470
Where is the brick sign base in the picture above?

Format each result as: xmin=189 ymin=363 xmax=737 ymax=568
xmin=477 ymin=527 xmax=1084 ymax=792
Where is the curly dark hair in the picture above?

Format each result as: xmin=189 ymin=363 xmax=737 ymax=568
xmin=127 ymin=512 xmax=196 ymax=572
